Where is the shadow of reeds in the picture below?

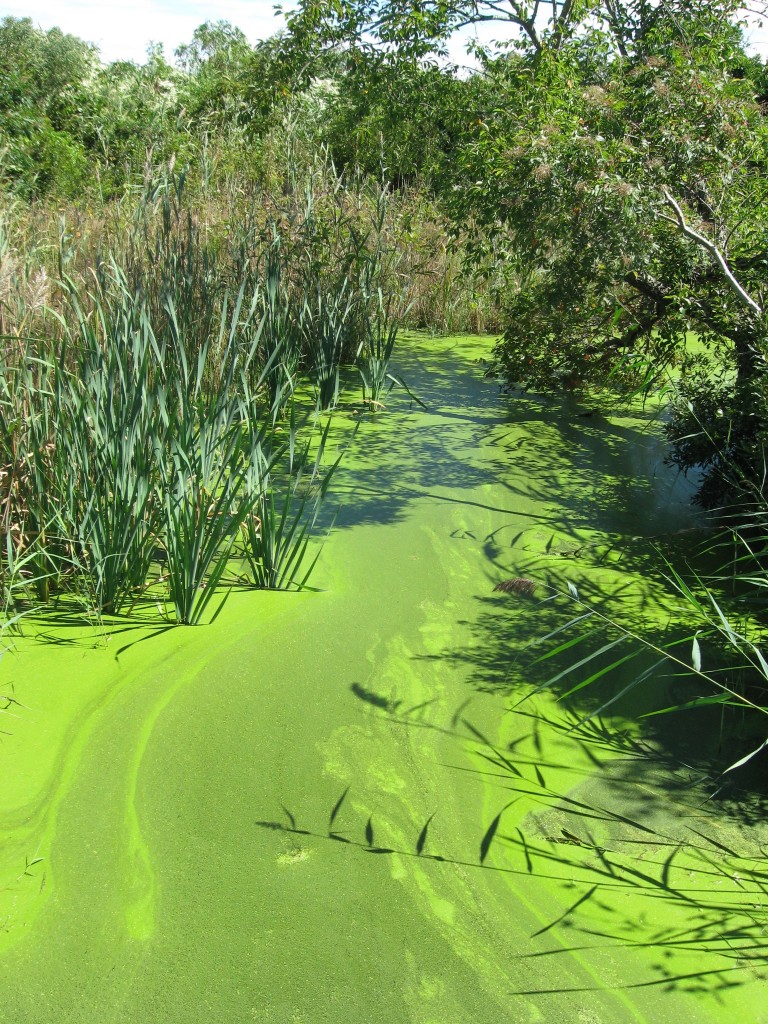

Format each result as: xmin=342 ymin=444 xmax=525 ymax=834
xmin=256 ymin=689 xmax=768 ymax=1002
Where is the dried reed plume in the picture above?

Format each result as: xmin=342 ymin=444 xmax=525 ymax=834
xmin=493 ymin=577 xmax=538 ymax=597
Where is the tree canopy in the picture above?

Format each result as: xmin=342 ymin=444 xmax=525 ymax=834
xmin=283 ymin=0 xmax=752 ymax=58
xmin=2 ymin=4 xmax=768 ymax=500
xmin=282 ymin=0 xmax=768 ymax=502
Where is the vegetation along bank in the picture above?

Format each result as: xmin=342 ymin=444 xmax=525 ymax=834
xmin=1 ymin=2 xmax=767 ymax=1020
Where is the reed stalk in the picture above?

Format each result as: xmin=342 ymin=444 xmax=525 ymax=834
xmin=238 ymin=412 xmax=341 ymax=590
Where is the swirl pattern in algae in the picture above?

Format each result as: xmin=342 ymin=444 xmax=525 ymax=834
xmin=1 ymin=334 xmax=766 ymax=1024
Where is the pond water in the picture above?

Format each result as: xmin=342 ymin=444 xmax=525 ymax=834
xmin=0 ymin=333 xmax=766 ymax=1023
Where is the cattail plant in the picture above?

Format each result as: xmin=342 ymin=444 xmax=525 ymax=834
xmin=0 ymin=352 xmax=62 ymax=602
xmin=53 ymin=271 xmax=164 ymax=613
xmin=300 ymin=280 xmax=354 ymax=411
xmin=238 ymin=410 xmax=343 ymax=590
xmin=156 ymin=288 xmax=272 ymax=625
xmin=256 ymin=236 xmax=303 ymax=417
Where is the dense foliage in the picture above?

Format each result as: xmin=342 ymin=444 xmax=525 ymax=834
xmin=454 ymin=19 xmax=768 ymax=506
xmin=1 ymin=5 xmax=767 ymax=760
xmin=2 ymin=4 xmax=768 ymax=516
xmin=0 ymin=14 xmax=481 ymax=198
xmin=283 ymin=0 xmax=768 ymax=506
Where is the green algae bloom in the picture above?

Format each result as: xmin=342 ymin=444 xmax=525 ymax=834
xmin=1 ymin=334 xmax=766 ymax=1024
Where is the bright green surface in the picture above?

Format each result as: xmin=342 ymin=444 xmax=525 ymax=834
xmin=1 ymin=334 xmax=766 ymax=1023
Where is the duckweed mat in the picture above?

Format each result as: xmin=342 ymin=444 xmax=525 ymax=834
xmin=1 ymin=334 xmax=766 ymax=1023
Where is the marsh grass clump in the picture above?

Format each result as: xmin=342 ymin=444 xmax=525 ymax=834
xmin=256 ymin=238 xmax=303 ymax=416
xmin=300 ymin=280 xmax=354 ymax=410
xmin=0 ymin=240 xmax=342 ymax=623
xmin=237 ymin=408 xmax=347 ymax=590
xmin=53 ymin=271 xmax=164 ymax=614
xmin=154 ymin=292 xmax=265 ymax=624
xmin=356 ymin=286 xmax=401 ymax=406
xmin=239 ymin=480 xmax=321 ymax=592
xmin=0 ymin=144 xmax=503 ymax=627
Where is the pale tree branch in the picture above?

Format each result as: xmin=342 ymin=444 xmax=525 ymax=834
xmin=660 ymin=189 xmax=763 ymax=317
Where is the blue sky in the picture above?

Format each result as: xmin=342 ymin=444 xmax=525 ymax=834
xmin=3 ymin=1 xmax=767 ymax=65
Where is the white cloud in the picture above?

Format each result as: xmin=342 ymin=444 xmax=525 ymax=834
xmin=1 ymin=1 xmax=285 ymax=64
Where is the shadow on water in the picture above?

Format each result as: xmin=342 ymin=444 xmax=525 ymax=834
xmin=253 ymin=337 xmax=768 ymax=1001
xmin=9 ymin=592 xmax=182 ymax=659
xmin=422 ymin=532 xmax=768 ymax=800
xmin=327 ymin=403 xmax=503 ymax=531
xmin=257 ymin=691 xmax=768 ymax=1001
xmin=326 ymin=336 xmax=695 ymax=545
xmin=361 ymin=339 xmax=768 ymax=791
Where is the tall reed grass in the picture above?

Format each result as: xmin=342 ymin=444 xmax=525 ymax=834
xmin=505 ymin=518 xmax=768 ymax=777
xmin=0 ymin=200 xmax=342 ymax=622
xmin=1 ymin=144 xmax=506 ymax=627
